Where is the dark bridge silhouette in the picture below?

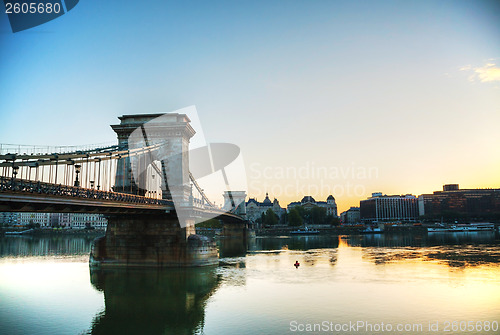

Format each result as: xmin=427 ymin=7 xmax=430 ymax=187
xmin=0 ymin=113 xmax=247 ymax=267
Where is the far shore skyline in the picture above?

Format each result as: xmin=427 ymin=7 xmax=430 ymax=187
xmin=244 ymin=180 xmax=500 ymax=214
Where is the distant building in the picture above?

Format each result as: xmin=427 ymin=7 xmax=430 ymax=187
xmin=340 ymin=207 xmax=360 ymax=224
xmin=0 ymin=212 xmax=19 ymax=226
xmin=246 ymin=193 xmax=284 ymax=225
xmin=68 ymin=214 xmax=107 ymax=229
xmin=418 ymin=184 xmax=500 ymax=219
xmin=360 ymin=193 xmax=418 ymax=222
xmin=0 ymin=212 xmax=107 ymax=229
xmin=287 ymin=195 xmax=338 ymax=217
xmin=18 ymin=212 xmax=51 ymax=226
xmin=443 ymin=184 xmax=459 ymax=192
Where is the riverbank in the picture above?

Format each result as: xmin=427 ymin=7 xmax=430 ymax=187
xmin=0 ymin=227 xmax=106 ymax=236
xmin=256 ymin=225 xmax=428 ymax=236
xmin=195 ymin=225 xmax=429 ymax=238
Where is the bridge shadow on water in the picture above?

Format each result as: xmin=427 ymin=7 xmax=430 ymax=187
xmin=88 ymin=266 xmax=221 ymax=335
xmin=218 ymin=237 xmax=249 ymax=258
xmin=249 ymin=235 xmax=340 ymax=252
xmin=215 ymin=235 xmax=341 ymax=258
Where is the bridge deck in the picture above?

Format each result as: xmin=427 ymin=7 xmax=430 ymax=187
xmin=0 ymin=177 xmax=173 ymax=214
xmin=0 ymin=177 xmax=243 ymax=221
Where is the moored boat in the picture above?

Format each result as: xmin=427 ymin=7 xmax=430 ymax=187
xmin=291 ymin=227 xmax=320 ymax=235
xmin=361 ymin=227 xmax=383 ymax=234
xmin=4 ymin=229 xmax=35 ymax=235
xmin=427 ymin=223 xmax=494 ymax=233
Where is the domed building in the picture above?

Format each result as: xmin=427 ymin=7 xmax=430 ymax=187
xmin=326 ymin=195 xmax=337 ymax=216
xmin=246 ymin=193 xmax=284 ymax=226
xmin=287 ymin=195 xmax=338 ymax=217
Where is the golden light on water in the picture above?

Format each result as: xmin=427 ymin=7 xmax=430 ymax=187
xmin=1 ymin=234 xmax=499 ymax=334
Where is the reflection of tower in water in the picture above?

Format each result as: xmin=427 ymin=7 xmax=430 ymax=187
xmin=89 ymin=267 xmax=221 ymax=335
xmin=338 ymin=235 xmax=351 ymax=248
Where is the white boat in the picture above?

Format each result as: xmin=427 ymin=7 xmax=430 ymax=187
xmin=291 ymin=227 xmax=320 ymax=235
xmin=427 ymin=223 xmax=494 ymax=233
xmin=4 ymin=229 xmax=35 ymax=235
xmin=362 ymin=227 xmax=383 ymax=234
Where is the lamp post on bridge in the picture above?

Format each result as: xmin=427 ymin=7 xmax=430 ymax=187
xmin=189 ymin=184 xmax=194 ymax=206
xmin=97 ymin=158 xmax=101 ymax=190
xmin=74 ymin=164 xmax=81 ymax=187
xmin=12 ymin=165 xmax=19 ymax=179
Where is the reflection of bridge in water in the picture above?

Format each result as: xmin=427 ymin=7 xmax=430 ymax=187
xmin=0 ymin=235 xmax=96 ymax=257
xmin=89 ymin=267 xmax=221 ymax=335
xmin=0 ymin=113 xmax=247 ymax=267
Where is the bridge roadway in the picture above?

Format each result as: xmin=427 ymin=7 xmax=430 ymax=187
xmin=0 ymin=177 xmax=242 ymax=222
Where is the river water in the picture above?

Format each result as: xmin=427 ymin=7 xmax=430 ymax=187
xmin=0 ymin=232 xmax=499 ymax=335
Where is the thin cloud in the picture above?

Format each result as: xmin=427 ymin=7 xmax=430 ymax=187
xmin=459 ymin=61 xmax=500 ymax=83
xmin=475 ymin=64 xmax=500 ymax=82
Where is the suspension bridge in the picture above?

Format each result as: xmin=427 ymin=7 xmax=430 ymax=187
xmin=0 ymin=113 xmax=247 ymax=267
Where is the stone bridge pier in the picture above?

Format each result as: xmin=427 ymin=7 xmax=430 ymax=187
xmin=90 ymin=213 xmax=218 ymax=267
xmin=90 ymin=113 xmax=217 ymax=268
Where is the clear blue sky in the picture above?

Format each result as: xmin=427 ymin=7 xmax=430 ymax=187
xmin=1 ymin=0 xmax=499 ymax=211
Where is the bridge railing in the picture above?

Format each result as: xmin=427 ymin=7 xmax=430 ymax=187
xmin=0 ymin=177 xmax=170 ymax=206
xmin=0 ymin=142 xmax=118 ymax=155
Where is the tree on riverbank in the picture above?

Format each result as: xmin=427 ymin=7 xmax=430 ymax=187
xmin=263 ymin=208 xmax=279 ymax=226
xmin=196 ymin=219 xmax=222 ymax=228
xmin=287 ymin=205 xmax=340 ymax=226
xmin=288 ymin=208 xmax=303 ymax=227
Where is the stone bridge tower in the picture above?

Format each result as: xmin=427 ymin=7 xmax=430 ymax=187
xmin=111 ymin=113 xmax=195 ymax=202
xmin=91 ymin=113 xmax=220 ymax=267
